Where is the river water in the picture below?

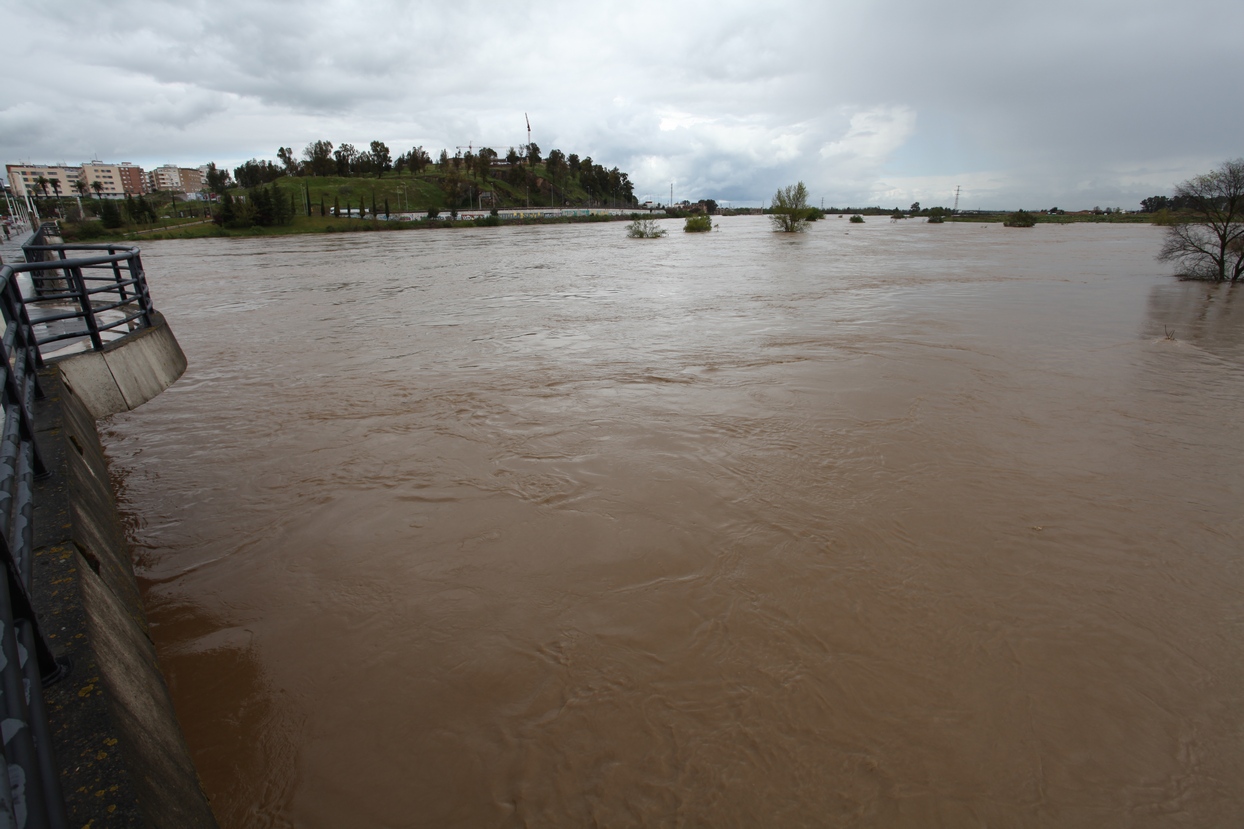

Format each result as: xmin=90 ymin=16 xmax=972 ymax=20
xmin=103 ymin=216 xmax=1243 ymax=827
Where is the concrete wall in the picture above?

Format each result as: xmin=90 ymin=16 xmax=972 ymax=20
xmin=32 ymin=319 xmax=217 ymax=828
xmin=51 ymin=311 xmax=187 ymax=419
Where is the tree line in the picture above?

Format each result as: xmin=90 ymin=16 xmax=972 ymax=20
xmin=207 ymin=139 xmax=637 ymax=209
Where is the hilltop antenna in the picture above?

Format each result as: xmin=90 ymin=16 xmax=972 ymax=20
xmin=952 ymin=185 xmax=961 ymax=214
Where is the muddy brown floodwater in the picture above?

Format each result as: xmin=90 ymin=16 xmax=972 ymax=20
xmin=103 ymin=216 xmax=1243 ymax=827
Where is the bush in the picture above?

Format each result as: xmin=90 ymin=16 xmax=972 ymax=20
xmin=849 ymin=214 xmax=865 ymax=223
xmin=627 ymin=217 xmax=667 ymax=238
xmin=769 ymin=182 xmax=810 ymax=232
xmin=1003 ymin=210 xmax=1036 ymax=227
xmin=684 ymin=214 xmax=712 ymax=233
xmin=472 ymin=214 xmax=501 ymax=227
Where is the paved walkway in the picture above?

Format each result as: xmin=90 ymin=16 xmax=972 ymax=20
xmin=0 ymin=222 xmax=34 ymax=265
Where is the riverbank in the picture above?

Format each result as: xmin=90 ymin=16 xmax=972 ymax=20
xmin=58 ymin=210 xmax=650 ymax=243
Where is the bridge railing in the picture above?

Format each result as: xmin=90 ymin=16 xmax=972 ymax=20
xmin=0 ymin=233 xmax=162 ymax=828
xmin=15 ymin=241 xmax=154 ymax=357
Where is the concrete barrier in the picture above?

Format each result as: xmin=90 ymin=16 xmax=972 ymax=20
xmin=31 ymin=319 xmax=217 ymax=828
xmin=51 ymin=311 xmax=188 ymax=419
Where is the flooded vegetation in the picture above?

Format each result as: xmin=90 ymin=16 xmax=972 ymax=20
xmin=105 ymin=217 xmax=1244 ymax=826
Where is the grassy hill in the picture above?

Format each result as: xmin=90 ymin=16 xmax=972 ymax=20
xmin=257 ymin=162 xmax=621 ymax=215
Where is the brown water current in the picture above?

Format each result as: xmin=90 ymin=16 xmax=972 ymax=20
xmin=102 ymin=217 xmax=1244 ymax=827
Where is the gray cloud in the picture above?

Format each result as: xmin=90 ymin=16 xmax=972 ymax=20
xmin=3 ymin=0 xmax=1240 ymax=209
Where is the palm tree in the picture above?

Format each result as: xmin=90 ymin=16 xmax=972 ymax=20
xmin=49 ymin=178 xmax=63 ymax=218
xmin=90 ymin=180 xmax=104 ymax=204
xmin=73 ymin=178 xmax=89 ymax=220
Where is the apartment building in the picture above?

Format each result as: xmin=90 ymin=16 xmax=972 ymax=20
xmin=7 ymin=161 xmax=148 ymax=198
xmin=146 ymin=164 xmax=204 ymax=194
xmin=80 ymin=162 xmax=125 ymax=198
xmin=117 ymin=162 xmax=147 ymax=195
xmin=6 ymin=164 xmax=82 ymax=198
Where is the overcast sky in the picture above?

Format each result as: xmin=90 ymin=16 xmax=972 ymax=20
xmin=3 ymin=0 xmax=1240 ymax=209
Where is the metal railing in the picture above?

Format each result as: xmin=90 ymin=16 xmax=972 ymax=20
xmin=0 ymin=232 xmax=159 ymax=828
xmin=18 ymin=232 xmax=154 ymax=357
xmin=0 ymin=251 xmax=68 ymax=828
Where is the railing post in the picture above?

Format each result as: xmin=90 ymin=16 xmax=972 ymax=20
xmin=128 ymin=252 xmax=154 ymax=325
xmin=69 ymin=265 xmax=104 ymax=351
xmin=109 ymin=245 xmax=129 ymax=302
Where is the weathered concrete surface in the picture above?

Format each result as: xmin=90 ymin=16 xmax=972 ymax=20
xmin=33 ymin=365 xmax=216 ymax=828
xmin=53 ymin=311 xmax=187 ymax=419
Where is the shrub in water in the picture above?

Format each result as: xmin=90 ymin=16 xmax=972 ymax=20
xmin=628 ymin=218 xmax=667 ymax=238
xmin=684 ymin=214 xmax=712 ymax=233
xmin=849 ymin=214 xmax=865 ymax=223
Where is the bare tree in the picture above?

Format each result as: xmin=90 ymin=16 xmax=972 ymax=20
xmin=1158 ymin=159 xmax=1244 ymax=282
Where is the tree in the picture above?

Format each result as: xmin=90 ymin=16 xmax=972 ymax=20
xmin=910 ymin=201 xmax=920 ymax=214
xmin=476 ymin=147 xmax=497 ymax=180
xmin=684 ymin=214 xmax=712 ymax=233
xmin=234 ymin=159 xmax=282 ymax=188
xmin=370 ymin=141 xmax=392 ymax=176
xmin=100 ymin=198 xmax=124 ymax=228
xmin=769 ymin=182 xmax=811 ymax=232
xmin=1140 ymin=195 xmax=1169 ymax=213
xmin=303 ymin=140 xmax=335 ymax=176
xmin=627 ymin=217 xmax=666 ymax=238
xmin=1158 ymin=159 xmax=1244 ymax=282
xmin=1003 ymin=210 xmax=1036 ymax=227
xmin=335 ymin=144 xmax=358 ymax=176
xmin=90 ymin=179 xmax=104 ymax=205
xmin=277 ymin=146 xmax=298 ymax=176
xmin=526 ymin=142 xmax=541 ymax=167
xmin=205 ymin=162 xmax=232 ymax=196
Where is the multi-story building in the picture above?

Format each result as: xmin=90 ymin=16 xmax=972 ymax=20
xmin=117 ymin=162 xmax=147 ymax=195
xmin=80 ymin=162 xmax=125 ymax=199
xmin=7 ymin=161 xmax=148 ymax=199
xmin=178 ymin=166 xmax=204 ymax=193
xmin=147 ymin=164 xmax=180 ymax=192
xmin=145 ymin=164 xmax=207 ymax=195
xmin=6 ymin=164 xmax=83 ymax=198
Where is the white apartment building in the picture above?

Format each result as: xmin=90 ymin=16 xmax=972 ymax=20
xmin=145 ymin=164 xmax=206 ymax=195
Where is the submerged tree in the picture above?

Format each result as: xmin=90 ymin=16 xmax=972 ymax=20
xmin=684 ymin=214 xmax=712 ymax=233
xmin=1158 ymin=159 xmax=1244 ymax=282
xmin=769 ymin=182 xmax=811 ymax=232
xmin=627 ymin=217 xmax=667 ymax=238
